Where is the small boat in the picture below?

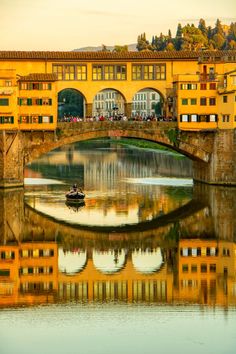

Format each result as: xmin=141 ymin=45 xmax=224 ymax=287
xmin=66 ymin=191 xmax=85 ymax=201
xmin=66 ymin=184 xmax=85 ymax=202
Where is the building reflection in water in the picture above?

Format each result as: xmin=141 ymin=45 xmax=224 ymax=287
xmin=1 ymin=238 xmax=235 ymax=307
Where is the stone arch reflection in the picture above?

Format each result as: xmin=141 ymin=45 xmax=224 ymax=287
xmin=132 ymin=248 xmax=164 ymax=274
xmin=58 ymin=248 xmax=87 ymax=274
xmin=92 ymin=249 xmax=127 ymax=274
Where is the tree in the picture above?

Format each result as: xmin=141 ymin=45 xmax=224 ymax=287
xmin=198 ymin=18 xmax=208 ymax=36
xmin=113 ymin=45 xmax=128 ymax=53
xmin=101 ymin=44 xmax=109 ymax=52
xmin=175 ymin=23 xmax=183 ymax=50
xmin=181 ymin=24 xmax=208 ymax=50
xmin=136 ymin=33 xmax=151 ymax=51
xmin=228 ymin=22 xmax=236 ymax=42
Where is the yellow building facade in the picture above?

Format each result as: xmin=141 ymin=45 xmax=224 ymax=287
xmin=0 ymin=50 xmax=236 ymax=131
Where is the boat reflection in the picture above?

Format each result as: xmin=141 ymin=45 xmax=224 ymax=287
xmin=65 ymin=200 xmax=86 ymax=213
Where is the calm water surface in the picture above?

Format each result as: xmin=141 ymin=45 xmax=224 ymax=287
xmin=0 ymin=140 xmax=236 ymax=354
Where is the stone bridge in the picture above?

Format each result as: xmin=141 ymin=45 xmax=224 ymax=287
xmin=0 ymin=121 xmax=235 ymax=187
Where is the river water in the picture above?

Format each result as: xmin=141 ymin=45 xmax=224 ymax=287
xmin=0 ymin=140 xmax=236 ymax=354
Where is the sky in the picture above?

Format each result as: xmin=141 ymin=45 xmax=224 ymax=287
xmin=0 ymin=0 xmax=235 ymax=51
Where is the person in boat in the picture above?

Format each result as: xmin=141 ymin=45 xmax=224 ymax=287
xmin=66 ymin=184 xmax=84 ymax=198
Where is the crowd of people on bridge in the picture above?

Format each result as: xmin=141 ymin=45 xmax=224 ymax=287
xmin=59 ymin=114 xmax=176 ymax=123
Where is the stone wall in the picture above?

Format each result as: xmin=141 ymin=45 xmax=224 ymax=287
xmin=0 ymin=131 xmax=24 ymax=188
xmin=193 ymin=129 xmax=236 ymax=185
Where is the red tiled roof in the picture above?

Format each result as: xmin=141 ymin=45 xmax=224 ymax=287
xmin=18 ymin=73 xmax=58 ymax=81
xmin=0 ymin=50 xmax=236 ymax=61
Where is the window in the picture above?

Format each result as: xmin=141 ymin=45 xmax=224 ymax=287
xmin=155 ymin=64 xmax=166 ymax=80
xmin=210 ymin=264 xmax=216 ymax=273
xmin=132 ymin=65 xmax=142 ymax=80
xmin=0 ymin=98 xmax=9 ymax=106
xmin=143 ymin=65 xmax=153 ymax=80
xmin=180 ymin=84 xmax=188 ymax=90
xmin=180 ymin=83 xmax=197 ymax=90
xmin=222 ymin=115 xmax=230 ymax=122
xmin=182 ymin=248 xmax=189 ymax=256
xmin=182 ymin=264 xmax=188 ymax=272
xmin=180 ymin=114 xmax=189 ymax=122
xmin=201 ymin=264 xmax=207 ymax=273
xmin=53 ymin=65 xmax=63 ymax=80
xmin=53 ymin=64 xmax=87 ymax=80
xmin=209 ymin=83 xmax=216 ymax=90
xmin=209 ymin=114 xmax=217 ymax=122
xmin=5 ymin=80 xmax=12 ymax=87
xmin=77 ymin=65 xmax=87 ymax=80
xmin=181 ymin=98 xmax=188 ymax=105
xmin=19 ymin=83 xmax=27 ymax=90
xmin=191 ymin=265 xmax=197 ymax=273
xmin=223 ymin=96 xmax=228 ymax=103
xmin=191 ymin=114 xmax=198 ymax=122
xmin=200 ymin=97 xmax=207 ymax=105
xmin=132 ymin=64 xmax=165 ymax=80
xmin=93 ymin=65 xmax=126 ymax=80
xmin=0 ymin=269 xmax=10 ymax=276
xmin=0 ymin=116 xmax=14 ymax=124
xmin=190 ymin=98 xmax=197 ymax=105
xmin=64 ymin=65 xmax=75 ymax=80
xmin=209 ymin=97 xmax=216 ymax=106
xmin=200 ymin=83 xmax=207 ymax=90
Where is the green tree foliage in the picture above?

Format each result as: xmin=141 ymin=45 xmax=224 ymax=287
xmin=58 ymin=89 xmax=83 ymax=118
xmin=136 ymin=33 xmax=152 ymax=51
xmin=136 ymin=19 xmax=235 ymax=52
xmin=113 ymin=45 xmax=128 ymax=52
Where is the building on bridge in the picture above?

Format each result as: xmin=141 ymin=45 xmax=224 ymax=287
xmin=0 ymin=50 xmax=236 ymax=131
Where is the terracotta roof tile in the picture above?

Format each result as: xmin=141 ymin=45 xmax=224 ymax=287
xmin=18 ymin=73 xmax=58 ymax=81
xmin=0 ymin=50 xmax=236 ymax=61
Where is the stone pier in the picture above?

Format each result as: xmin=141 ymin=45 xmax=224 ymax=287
xmin=193 ymin=129 xmax=236 ymax=186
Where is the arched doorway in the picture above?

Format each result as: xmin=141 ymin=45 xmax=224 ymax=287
xmin=93 ymin=89 xmax=126 ymax=119
xmin=58 ymin=88 xmax=85 ymax=121
xmin=132 ymin=88 xmax=164 ymax=120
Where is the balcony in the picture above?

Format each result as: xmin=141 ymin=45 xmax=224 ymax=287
xmin=199 ymin=74 xmax=217 ymax=82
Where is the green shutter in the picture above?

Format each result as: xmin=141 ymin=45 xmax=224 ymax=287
xmin=0 ymin=116 xmax=3 ymax=124
xmin=39 ymin=83 xmax=43 ymax=90
xmin=49 ymin=98 xmax=52 ymax=105
xmin=48 ymin=83 xmax=52 ymax=90
xmin=27 ymin=98 xmax=32 ymax=105
xmin=50 ymin=116 xmax=53 ymax=123
xmin=39 ymin=99 xmax=43 ymax=105
xmin=38 ymin=116 xmax=42 ymax=123
xmin=29 ymin=83 xmax=33 ymax=90
xmin=11 ymin=116 xmax=14 ymax=124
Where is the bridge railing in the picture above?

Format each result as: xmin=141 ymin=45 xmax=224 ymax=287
xmin=57 ymin=120 xmax=178 ymax=131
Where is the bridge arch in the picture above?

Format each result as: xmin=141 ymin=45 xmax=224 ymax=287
xmin=131 ymin=87 xmax=164 ymax=119
xmin=25 ymin=121 xmax=211 ymax=165
xmin=58 ymin=88 xmax=86 ymax=120
xmin=92 ymin=88 xmax=127 ymax=118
